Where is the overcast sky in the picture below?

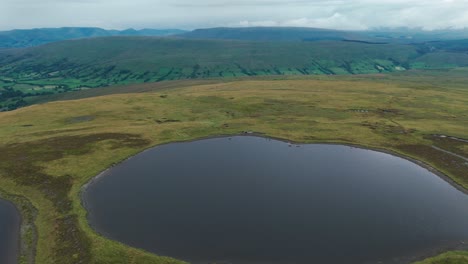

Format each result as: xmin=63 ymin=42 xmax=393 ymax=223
xmin=1 ymin=0 xmax=468 ymax=31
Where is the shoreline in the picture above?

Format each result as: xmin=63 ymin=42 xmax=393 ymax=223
xmin=79 ymin=132 xmax=468 ymax=263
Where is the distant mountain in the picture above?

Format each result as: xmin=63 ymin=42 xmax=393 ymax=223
xmin=3 ymin=26 xmax=468 ymax=48
xmin=178 ymin=27 xmax=468 ymax=44
xmin=177 ymin=27 xmax=372 ymax=42
xmin=365 ymin=28 xmax=468 ymax=43
xmin=0 ymin=27 xmax=187 ymax=48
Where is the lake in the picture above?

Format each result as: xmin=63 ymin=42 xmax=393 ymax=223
xmin=83 ymin=136 xmax=468 ymax=264
xmin=0 ymin=199 xmax=20 ymax=264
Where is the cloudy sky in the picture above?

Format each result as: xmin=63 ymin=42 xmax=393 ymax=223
xmin=1 ymin=0 xmax=468 ymax=31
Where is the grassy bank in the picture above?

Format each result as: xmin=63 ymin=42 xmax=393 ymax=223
xmin=0 ymin=73 xmax=467 ymax=263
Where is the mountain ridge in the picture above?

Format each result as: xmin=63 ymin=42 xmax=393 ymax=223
xmin=0 ymin=27 xmax=187 ymax=48
xmin=3 ymin=26 xmax=468 ymax=48
xmin=177 ymin=27 xmax=468 ymax=43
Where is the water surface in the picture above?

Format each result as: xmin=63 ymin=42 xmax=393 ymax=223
xmin=84 ymin=136 xmax=468 ymax=264
xmin=0 ymin=199 xmax=20 ymax=264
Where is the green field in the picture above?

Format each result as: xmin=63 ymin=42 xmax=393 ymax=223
xmin=0 ymin=69 xmax=467 ymax=263
xmin=1 ymin=36 xmax=468 ymax=110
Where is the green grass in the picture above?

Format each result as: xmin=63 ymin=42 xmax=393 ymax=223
xmin=0 ymin=73 xmax=467 ymax=263
xmin=2 ymin=36 xmax=468 ymax=110
xmin=416 ymin=251 xmax=468 ymax=264
xmin=0 ymin=37 xmax=468 ymax=110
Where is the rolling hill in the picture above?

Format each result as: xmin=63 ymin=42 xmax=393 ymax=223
xmin=0 ymin=36 xmax=467 ymax=110
xmin=0 ymin=27 xmax=186 ymax=48
xmin=0 ymin=72 xmax=467 ymax=264
xmin=4 ymin=27 xmax=468 ymax=49
xmin=178 ymin=27 xmax=468 ymax=44
xmin=0 ymin=26 xmax=467 ymax=264
xmin=177 ymin=27 xmax=372 ymax=42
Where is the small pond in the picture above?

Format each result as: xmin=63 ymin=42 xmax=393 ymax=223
xmin=0 ymin=199 xmax=20 ymax=264
xmin=83 ymin=136 xmax=468 ymax=264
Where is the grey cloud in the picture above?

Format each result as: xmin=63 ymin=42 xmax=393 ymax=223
xmin=170 ymin=0 xmax=323 ymax=7
xmin=0 ymin=0 xmax=467 ymax=30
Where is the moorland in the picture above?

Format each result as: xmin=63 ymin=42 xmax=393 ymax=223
xmin=0 ymin=27 xmax=467 ymax=264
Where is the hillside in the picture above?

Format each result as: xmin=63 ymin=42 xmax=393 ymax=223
xmin=3 ymin=27 xmax=468 ymax=49
xmin=178 ymin=27 xmax=468 ymax=43
xmin=0 ymin=27 xmax=186 ymax=48
xmin=0 ymin=73 xmax=467 ymax=264
xmin=0 ymin=36 xmax=467 ymax=110
xmin=364 ymin=28 xmax=468 ymax=43
xmin=178 ymin=27 xmax=371 ymax=42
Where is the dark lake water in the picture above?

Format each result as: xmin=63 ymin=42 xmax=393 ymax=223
xmin=0 ymin=199 xmax=20 ymax=264
xmin=83 ymin=136 xmax=468 ymax=264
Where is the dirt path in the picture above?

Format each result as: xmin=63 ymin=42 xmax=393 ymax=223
xmin=432 ymin=145 xmax=468 ymax=162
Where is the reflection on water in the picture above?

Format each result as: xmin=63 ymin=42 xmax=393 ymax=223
xmin=84 ymin=136 xmax=468 ymax=264
xmin=0 ymin=199 xmax=20 ymax=264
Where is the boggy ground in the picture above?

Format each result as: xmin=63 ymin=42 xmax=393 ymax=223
xmin=0 ymin=72 xmax=467 ymax=264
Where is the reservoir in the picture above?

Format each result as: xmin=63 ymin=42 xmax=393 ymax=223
xmin=0 ymin=199 xmax=20 ymax=264
xmin=83 ymin=136 xmax=468 ymax=264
